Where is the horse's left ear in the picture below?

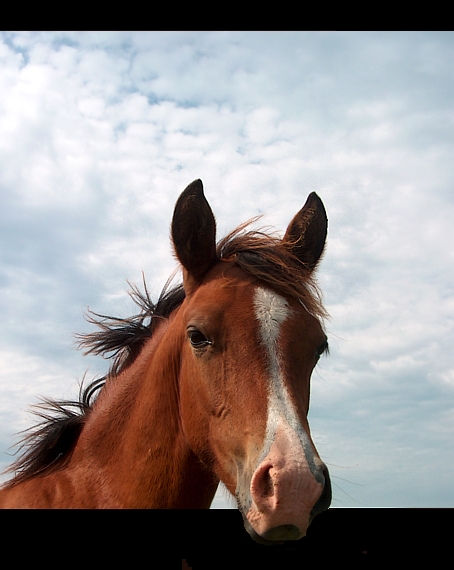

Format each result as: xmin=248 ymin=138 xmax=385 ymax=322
xmin=282 ymin=192 xmax=327 ymax=271
xmin=172 ymin=179 xmax=218 ymax=293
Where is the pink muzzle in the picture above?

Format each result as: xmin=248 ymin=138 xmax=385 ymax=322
xmin=243 ymin=424 xmax=331 ymax=543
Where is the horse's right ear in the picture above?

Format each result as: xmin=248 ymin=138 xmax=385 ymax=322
xmin=172 ymin=180 xmax=218 ymax=293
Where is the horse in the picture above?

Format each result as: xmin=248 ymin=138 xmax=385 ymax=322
xmin=0 ymin=179 xmax=331 ymax=543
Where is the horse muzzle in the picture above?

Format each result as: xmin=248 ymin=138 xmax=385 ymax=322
xmin=241 ymin=427 xmax=332 ymax=544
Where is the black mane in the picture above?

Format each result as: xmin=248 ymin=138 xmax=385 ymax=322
xmin=2 ymin=279 xmax=185 ymax=487
xmin=77 ymin=277 xmax=185 ymax=377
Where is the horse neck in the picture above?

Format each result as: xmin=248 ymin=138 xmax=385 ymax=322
xmin=72 ymin=315 xmax=218 ymax=508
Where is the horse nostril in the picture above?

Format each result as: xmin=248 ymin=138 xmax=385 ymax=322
xmin=251 ymin=462 xmax=276 ymax=503
xmin=311 ymin=465 xmax=332 ymax=519
xmin=261 ymin=467 xmax=274 ymax=498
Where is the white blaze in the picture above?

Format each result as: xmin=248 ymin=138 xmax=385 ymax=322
xmin=253 ymin=287 xmax=290 ymax=349
xmin=252 ymin=287 xmax=322 ymax=481
xmin=253 ymin=287 xmax=296 ymax=433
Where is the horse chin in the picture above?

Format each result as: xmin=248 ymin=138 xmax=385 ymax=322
xmin=243 ymin=519 xmax=304 ymax=545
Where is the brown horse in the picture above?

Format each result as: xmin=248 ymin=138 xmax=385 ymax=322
xmin=0 ymin=179 xmax=331 ymax=543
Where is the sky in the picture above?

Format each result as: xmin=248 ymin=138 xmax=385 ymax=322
xmin=0 ymin=31 xmax=453 ymax=510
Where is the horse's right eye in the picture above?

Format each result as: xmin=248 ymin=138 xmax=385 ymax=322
xmin=188 ymin=329 xmax=212 ymax=348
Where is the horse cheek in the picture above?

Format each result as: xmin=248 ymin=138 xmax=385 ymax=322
xmin=178 ymin=351 xmax=215 ymax=465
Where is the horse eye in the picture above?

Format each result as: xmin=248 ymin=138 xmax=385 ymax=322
xmin=188 ymin=329 xmax=212 ymax=348
xmin=316 ymin=340 xmax=329 ymax=359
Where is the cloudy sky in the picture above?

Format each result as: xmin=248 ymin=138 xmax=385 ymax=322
xmin=0 ymin=31 xmax=453 ymax=509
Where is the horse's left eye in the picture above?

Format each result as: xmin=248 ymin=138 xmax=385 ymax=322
xmin=188 ymin=329 xmax=212 ymax=348
xmin=316 ymin=340 xmax=329 ymax=359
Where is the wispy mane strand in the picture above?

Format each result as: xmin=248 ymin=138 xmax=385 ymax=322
xmin=217 ymin=221 xmax=328 ymax=321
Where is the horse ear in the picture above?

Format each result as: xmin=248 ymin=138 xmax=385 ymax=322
xmin=172 ymin=179 xmax=218 ymax=291
xmin=283 ymin=192 xmax=327 ymax=271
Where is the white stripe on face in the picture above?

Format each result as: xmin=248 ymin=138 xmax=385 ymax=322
xmin=252 ymin=287 xmax=323 ymax=482
xmin=253 ymin=287 xmax=290 ymax=349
